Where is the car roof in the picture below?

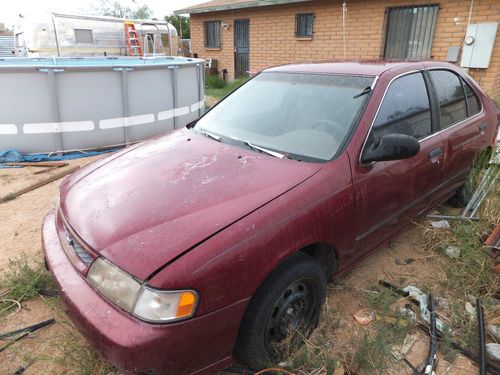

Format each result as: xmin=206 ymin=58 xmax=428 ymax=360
xmin=263 ymin=60 xmax=449 ymax=77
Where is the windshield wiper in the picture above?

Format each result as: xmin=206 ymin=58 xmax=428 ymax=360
xmin=244 ymin=141 xmax=286 ymax=159
xmin=353 ymin=86 xmax=372 ymax=99
xmin=199 ymin=128 xmax=221 ymax=142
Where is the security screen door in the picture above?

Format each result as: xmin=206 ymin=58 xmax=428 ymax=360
xmin=234 ymin=19 xmax=250 ymax=78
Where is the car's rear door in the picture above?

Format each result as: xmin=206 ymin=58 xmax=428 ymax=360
xmin=350 ymin=70 xmax=445 ymax=254
xmin=426 ymin=68 xmax=491 ymax=200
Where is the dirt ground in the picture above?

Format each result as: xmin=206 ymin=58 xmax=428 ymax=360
xmin=0 ymin=155 xmax=485 ymax=374
xmin=324 ymin=225 xmax=478 ymax=375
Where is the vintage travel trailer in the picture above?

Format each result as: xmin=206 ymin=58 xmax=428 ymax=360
xmin=13 ymin=13 xmax=179 ymax=57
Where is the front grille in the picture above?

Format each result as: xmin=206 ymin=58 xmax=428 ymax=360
xmin=64 ymin=229 xmax=94 ymax=266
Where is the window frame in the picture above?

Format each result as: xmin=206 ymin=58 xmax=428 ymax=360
xmin=74 ymin=28 xmax=94 ymax=44
xmin=204 ymin=20 xmax=221 ymax=49
xmin=426 ymin=68 xmax=483 ymax=131
xmin=295 ymin=13 xmax=315 ymax=38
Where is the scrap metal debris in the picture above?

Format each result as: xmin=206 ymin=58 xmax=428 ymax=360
xmin=430 ymin=220 xmax=450 ymax=229
xmin=486 ymin=343 xmax=500 ymax=361
xmin=0 ymin=318 xmax=55 ymax=353
xmin=9 ymin=359 xmax=33 ymax=375
xmin=0 ymin=318 xmax=55 ymax=339
xmin=423 ymin=293 xmax=437 ymax=375
xmin=400 ymin=286 xmax=446 ymax=332
xmin=477 ymin=298 xmax=486 ymax=375
xmin=486 ymin=324 xmax=500 ymax=342
xmin=485 ymin=224 xmax=500 ymax=250
xmin=380 ymin=281 xmax=500 ymax=375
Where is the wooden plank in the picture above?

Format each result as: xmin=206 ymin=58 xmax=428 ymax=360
xmin=0 ymin=166 xmax=80 ymax=204
xmin=2 ymin=161 xmax=69 ymax=167
xmin=34 ymin=164 xmax=68 ymax=174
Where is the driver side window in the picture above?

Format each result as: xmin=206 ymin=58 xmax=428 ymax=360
xmin=368 ymin=72 xmax=432 ymax=148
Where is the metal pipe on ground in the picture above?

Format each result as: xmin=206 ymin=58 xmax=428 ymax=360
xmin=477 ymin=298 xmax=487 ymax=375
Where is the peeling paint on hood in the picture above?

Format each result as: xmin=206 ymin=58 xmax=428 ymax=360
xmin=59 ymin=129 xmax=322 ymax=280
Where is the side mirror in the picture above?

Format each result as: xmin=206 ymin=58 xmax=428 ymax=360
xmin=362 ymin=133 xmax=420 ymax=164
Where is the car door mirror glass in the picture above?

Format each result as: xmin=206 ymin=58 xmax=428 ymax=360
xmin=362 ymin=133 xmax=420 ymax=163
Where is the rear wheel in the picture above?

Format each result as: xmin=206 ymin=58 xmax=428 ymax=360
xmin=235 ymin=253 xmax=327 ymax=370
xmin=448 ymin=184 xmax=469 ymax=207
xmin=449 ymin=148 xmax=492 ymax=207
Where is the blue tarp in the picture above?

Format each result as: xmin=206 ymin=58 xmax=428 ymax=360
xmin=0 ymin=149 xmax=120 ymax=168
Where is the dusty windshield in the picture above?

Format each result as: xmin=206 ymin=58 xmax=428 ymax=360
xmin=195 ymin=72 xmax=374 ymax=162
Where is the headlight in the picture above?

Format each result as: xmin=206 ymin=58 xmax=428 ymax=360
xmin=133 ymin=286 xmax=197 ymax=322
xmin=87 ymin=258 xmax=198 ymax=323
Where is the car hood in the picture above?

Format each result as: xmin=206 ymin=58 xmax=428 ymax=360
xmin=60 ymin=129 xmax=322 ymax=280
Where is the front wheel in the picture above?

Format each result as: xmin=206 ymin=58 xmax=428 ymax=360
xmin=235 ymin=253 xmax=327 ymax=370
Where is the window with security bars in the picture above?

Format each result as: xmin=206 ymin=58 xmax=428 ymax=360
xmin=295 ymin=13 xmax=314 ymax=38
xmin=383 ymin=4 xmax=439 ymax=60
xmin=204 ymin=21 xmax=221 ymax=48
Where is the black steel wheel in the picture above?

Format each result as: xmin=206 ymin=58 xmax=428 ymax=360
xmin=235 ymin=253 xmax=327 ymax=370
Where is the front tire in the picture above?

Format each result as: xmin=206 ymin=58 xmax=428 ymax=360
xmin=235 ymin=253 xmax=327 ymax=370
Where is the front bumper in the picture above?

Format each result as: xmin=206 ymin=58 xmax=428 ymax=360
xmin=42 ymin=210 xmax=248 ymax=374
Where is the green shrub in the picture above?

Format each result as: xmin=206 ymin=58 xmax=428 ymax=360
xmin=206 ymin=75 xmax=226 ymax=89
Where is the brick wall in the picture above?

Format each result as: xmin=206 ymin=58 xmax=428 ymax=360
xmin=190 ymin=0 xmax=500 ymax=98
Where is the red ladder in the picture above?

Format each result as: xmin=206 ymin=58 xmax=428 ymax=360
xmin=124 ymin=22 xmax=143 ymax=56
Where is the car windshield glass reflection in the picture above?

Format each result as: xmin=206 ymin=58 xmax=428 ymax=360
xmin=195 ymin=72 xmax=374 ymax=162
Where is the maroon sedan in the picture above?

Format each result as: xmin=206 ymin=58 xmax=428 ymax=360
xmin=42 ymin=61 xmax=499 ymax=374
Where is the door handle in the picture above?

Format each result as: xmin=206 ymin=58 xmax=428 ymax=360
xmin=479 ymin=123 xmax=487 ymax=132
xmin=428 ymin=147 xmax=443 ymax=159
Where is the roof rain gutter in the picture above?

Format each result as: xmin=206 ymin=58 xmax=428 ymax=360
xmin=174 ymin=0 xmax=311 ymax=15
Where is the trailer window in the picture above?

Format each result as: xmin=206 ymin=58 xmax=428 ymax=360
xmin=15 ymin=33 xmax=24 ymax=47
xmin=74 ymin=29 xmax=94 ymax=44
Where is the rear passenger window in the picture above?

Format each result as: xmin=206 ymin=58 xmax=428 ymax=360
xmin=462 ymin=79 xmax=481 ymax=116
xmin=369 ymin=72 xmax=432 ymax=145
xmin=429 ymin=70 xmax=467 ymax=128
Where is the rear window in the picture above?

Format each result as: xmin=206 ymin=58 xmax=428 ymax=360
xmin=429 ymin=70 xmax=467 ymax=129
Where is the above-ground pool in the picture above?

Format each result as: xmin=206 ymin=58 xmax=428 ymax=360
xmin=0 ymin=56 xmax=205 ymax=153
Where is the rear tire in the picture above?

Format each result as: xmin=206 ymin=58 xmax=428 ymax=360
xmin=448 ymin=148 xmax=492 ymax=208
xmin=235 ymin=253 xmax=327 ymax=370
xmin=448 ymin=184 xmax=469 ymax=207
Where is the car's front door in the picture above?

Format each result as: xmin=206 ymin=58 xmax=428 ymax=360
xmin=350 ymin=71 xmax=445 ymax=255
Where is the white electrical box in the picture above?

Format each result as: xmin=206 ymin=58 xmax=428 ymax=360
xmin=461 ymin=22 xmax=498 ymax=69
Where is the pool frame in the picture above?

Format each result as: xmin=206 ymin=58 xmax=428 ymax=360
xmin=0 ymin=56 xmax=205 ymax=154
